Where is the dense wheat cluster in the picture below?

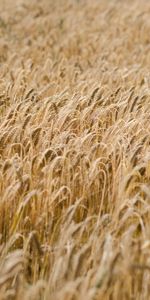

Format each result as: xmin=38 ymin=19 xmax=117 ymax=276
xmin=0 ymin=0 xmax=150 ymax=299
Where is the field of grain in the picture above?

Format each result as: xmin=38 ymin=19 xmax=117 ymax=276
xmin=0 ymin=0 xmax=150 ymax=299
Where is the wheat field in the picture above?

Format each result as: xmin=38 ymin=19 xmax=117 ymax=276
xmin=0 ymin=0 xmax=150 ymax=299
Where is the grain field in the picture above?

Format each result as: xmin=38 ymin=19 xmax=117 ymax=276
xmin=0 ymin=0 xmax=150 ymax=299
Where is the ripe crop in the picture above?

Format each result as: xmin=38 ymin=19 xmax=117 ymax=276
xmin=0 ymin=0 xmax=150 ymax=299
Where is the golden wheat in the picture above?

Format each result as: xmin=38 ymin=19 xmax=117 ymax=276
xmin=0 ymin=0 xmax=150 ymax=299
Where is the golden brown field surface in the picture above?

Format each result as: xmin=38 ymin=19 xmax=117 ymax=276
xmin=0 ymin=0 xmax=150 ymax=299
